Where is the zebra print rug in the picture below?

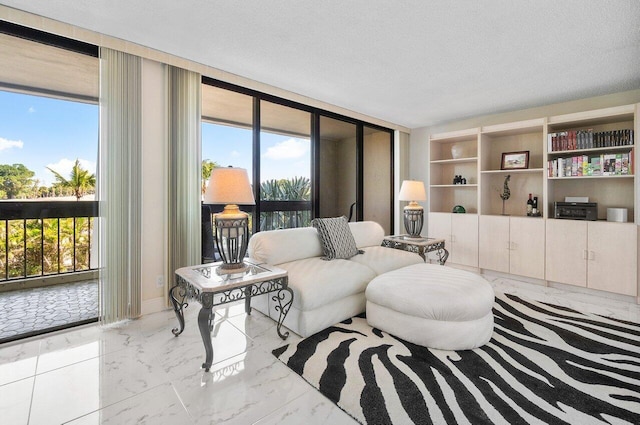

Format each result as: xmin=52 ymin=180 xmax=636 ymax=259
xmin=272 ymin=293 xmax=640 ymax=424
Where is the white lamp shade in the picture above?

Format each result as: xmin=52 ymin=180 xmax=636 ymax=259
xmin=203 ymin=167 xmax=256 ymax=205
xmin=398 ymin=180 xmax=426 ymax=202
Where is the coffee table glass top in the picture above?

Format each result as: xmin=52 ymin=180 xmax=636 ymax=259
xmin=175 ymin=258 xmax=286 ymax=292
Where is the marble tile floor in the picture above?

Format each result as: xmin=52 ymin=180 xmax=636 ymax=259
xmin=1 ymin=276 xmax=638 ymax=425
xmin=0 ymin=281 xmax=98 ymax=342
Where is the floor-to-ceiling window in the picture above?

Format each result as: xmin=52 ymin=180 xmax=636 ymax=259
xmin=318 ymin=116 xmax=357 ymax=219
xmin=363 ymin=125 xmax=393 ymax=234
xmin=259 ymin=100 xmax=311 ymax=230
xmin=0 ymin=23 xmax=99 ymax=342
xmin=201 ymin=78 xmax=394 ymax=243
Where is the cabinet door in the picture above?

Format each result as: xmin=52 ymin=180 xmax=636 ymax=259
xmin=587 ymin=222 xmax=637 ymax=296
xmin=510 ymin=217 xmax=545 ymax=279
xmin=451 ymin=214 xmax=478 ymax=267
xmin=427 ymin=212 xmax=452 ymax=263
xmin=545 ymin=220 xmax=587 ymax=287
xmin=479 ymin=215 xmax=509 ymax=273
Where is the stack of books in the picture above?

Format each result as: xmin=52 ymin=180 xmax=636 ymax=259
xmin=548 ymin=129 xmax=634 ymax=151
xmin=548 ymin=152 xmax=633 ymax=177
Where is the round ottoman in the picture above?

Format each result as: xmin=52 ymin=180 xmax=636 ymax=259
xmin=365 ymin=263 xmax=494 ymax=350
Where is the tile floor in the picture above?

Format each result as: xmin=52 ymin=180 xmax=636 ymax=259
xmin=0 ymin=275 xmax=638 ymax=424
xmin=0 ymin=281 xmax=98 ymax=342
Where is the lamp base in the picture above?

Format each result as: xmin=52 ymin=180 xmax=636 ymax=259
xmin=214 ymin=205 xmax=250 ymax=274
xmin=215 ymin=261 xmax=249 ymax=276
xmin=403 ymin=204 xmax=424 ymax=239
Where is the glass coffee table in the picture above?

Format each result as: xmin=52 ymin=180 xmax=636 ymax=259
xmin=170 ymin=258 xmax=292 ymax=371
xmin=382 ymin=235 xmax=449 ymax=265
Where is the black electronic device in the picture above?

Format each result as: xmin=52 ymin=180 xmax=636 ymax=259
xmin=554 ymin=202 xmax=597 ymax=221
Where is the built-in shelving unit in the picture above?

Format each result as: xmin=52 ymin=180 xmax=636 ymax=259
xmin=479 ymin=119 xmax=545 ymax=217
xmin=546 ymin=105 xmax=636 ymax=221
xmin=428 ymin=128 xmax=479 ymax=214
xmin=426 ymin=103 xmax=639 ymax=297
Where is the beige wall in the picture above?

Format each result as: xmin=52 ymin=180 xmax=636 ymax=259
xmin=140 ymin=59 xmax=169 ymax=314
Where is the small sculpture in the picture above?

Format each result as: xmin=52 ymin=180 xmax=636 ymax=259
xmin=500 ymin=175 xmax=511 ymax=215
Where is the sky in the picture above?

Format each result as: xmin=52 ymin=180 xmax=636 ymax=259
xmin=0 ymin=90 xmax=310 ymax=189
xmin=0 ymin=90 xmax=98 ymax=186
xmin=202 ymin=123 xmax=310 ymax=184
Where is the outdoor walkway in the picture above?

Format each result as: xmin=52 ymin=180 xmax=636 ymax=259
xmin=0 ymin=280 xmax=98 ymax=343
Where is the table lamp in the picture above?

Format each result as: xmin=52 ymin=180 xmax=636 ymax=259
xmin=398 ymin=180 xmax=426 ymax=239
xmin=203 ymin=166 xmax=255 ymax=274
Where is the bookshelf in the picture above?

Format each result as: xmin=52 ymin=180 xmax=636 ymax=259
xmin=427 ymin=103 xmax=638 ymax=297
xmin=479 ymin=119 xmax=545 ymax=217
xmin=428 ymin=128 xmax=479 ymax=214
xmin=546 ymin=105 xmax=635 ymax=221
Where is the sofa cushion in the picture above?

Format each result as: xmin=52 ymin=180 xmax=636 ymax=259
xmin=348 ymin=221 xmax=385 ymax=248
xmin=276 ymin=257 xmax=376 ymax=310
xmin=248 ymin=227 xmax=322 ymax=265
xmin=350 ymin=245 xmax=423 ymax=275
xmin=311 ymin=216 xmax=360 ymax=260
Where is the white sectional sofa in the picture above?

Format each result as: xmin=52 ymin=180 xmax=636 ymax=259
xmin=247 ymin=221 xmax=423 ymax=337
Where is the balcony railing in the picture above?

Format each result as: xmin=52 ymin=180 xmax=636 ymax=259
xmin=206 ymin=201 xmax=312 ymax=232
xmin=0 ymin=201 xmax=99 ymax=282
xmin=259 ymin=201 xmax=311 ymax=230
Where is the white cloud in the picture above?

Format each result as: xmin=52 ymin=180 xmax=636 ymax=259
xmin=28 ymin=107 xmax=35 ymax=113
xmin=263 ymin=138 xmax=309 ymax=160
xmin=0 ymin=137 xmax=23 ymax=151
xmin=46 ymin=158 xmax=96 ymax=180
xmin=230 ymin=150 xmax=240 ymax=157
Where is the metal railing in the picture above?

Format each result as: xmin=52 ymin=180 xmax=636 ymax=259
xmin=0 ymin=201 xmax=99 ymax=281
xmin=259 ymin=201 xmax=312 ymax=230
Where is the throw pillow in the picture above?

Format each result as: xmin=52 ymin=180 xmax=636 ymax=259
xmin=311 ymin=216 xmax=361 ymax=260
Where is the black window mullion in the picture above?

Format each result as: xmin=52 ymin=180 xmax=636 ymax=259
xmin=356 ymin=124 xmax=364 ymax=222
xmin=311 ymin=112 xmax=320 ymax=219
xmin=252 ymin=97 xmax=261 ymax=234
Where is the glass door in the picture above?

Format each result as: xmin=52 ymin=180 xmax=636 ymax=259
xmin=318 ymin=116 xmax=357 ymax=220
xmin=259 ymin=101 xmax=311 ymax=230
xmin=363 ymin=126 xmax=393 ymax=234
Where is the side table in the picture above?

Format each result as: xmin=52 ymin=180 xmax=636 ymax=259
xmin=170 ymin=258 xmax=292 ymax=371
xmin=382 ymin=235 xmax=449 ymax=265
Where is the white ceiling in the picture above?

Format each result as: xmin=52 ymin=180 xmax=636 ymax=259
xmin=3 ymin=0 xmax=640 ymax=129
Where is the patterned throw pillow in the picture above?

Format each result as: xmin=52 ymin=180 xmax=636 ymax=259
xmin=311 ymin=216 xmax=361 ymax=260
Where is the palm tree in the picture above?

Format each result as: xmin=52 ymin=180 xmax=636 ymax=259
xmin=47 ymin=159 xmax=96 ymax=201
xmin=201 ymin=159 xmax=219 ymax=195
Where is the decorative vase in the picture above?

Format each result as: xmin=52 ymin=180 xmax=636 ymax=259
xmin=451 ymin=144 xmax=463 ymax=159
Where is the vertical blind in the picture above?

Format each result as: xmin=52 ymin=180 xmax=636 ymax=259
xmin=167 ymin=66 xmax=202 ymax=284
xmin=98 ymin=48 xmax=142 ymax=324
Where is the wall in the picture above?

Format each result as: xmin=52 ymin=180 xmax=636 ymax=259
xmin=394 ymin=131 xmax=410 ymax=234
xmin=140 ymin=59 xmax=168 ymax=314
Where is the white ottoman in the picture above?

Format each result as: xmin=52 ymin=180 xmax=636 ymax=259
xmin=365 ymin=263 xmax=494 ymax=350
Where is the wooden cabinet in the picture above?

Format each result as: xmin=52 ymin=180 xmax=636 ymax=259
xmin=428 ymin=212 xmax=478 ymax=267
xmin=479 ymin=216 xmax=545 ymax=279
xmin=546 ymin=220 xmax=637 ymax=296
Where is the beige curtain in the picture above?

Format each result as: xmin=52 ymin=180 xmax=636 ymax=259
xmin=166 ymin=66 xmax=202 ymax=286
xmin=98 ymin=48 xmax=142 ymax=324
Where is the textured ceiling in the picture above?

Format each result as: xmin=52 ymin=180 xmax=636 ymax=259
xmin=3 ymin=0 xmax=640 ymax=128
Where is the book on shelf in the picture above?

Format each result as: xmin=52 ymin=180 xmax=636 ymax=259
xmin=621 ymin=153 xmax=629 ymax=175
xmin=548 ymin=128 xmax=634 ymax=152
xmin=548 ymin=152 xmax=634 ymax=177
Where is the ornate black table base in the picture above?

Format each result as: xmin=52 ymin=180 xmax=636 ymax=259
xmin=381 ymin=238 xmax=449 ymax=265
xmin=170 ymin=275 xmax=293 ymax=371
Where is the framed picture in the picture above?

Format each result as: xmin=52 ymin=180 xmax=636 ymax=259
xmin=501 ymin=151 xmax=530 ymax=170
